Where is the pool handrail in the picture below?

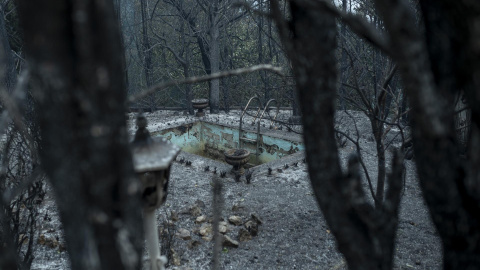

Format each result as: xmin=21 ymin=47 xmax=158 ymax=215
xmin=258 ymin=99 xmax=280 ymax=129
xmin=239 ymin=95 xmax=263 ymax=162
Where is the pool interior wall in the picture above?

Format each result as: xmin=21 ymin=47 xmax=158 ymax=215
xmin=152 ymin=121 xmax=304 ymax=166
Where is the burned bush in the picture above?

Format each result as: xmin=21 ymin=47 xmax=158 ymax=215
xmin=0 ymin=125 xmax=45 ymax=270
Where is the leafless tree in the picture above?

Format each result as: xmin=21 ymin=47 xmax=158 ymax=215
xmin=15 ymin=1 xmax=144 ymax=269
xmin=272 ymin=0 xmax=480 ymax=268
xmin=270 ymin=0 xmax=404 ymax=269
xmin=0 ymin=4 xmax=15 ymax=93
xmin=0 ymin=125 xmax=45 ymax=270
xmin=374 ymin=0 xmax=480 ymax=268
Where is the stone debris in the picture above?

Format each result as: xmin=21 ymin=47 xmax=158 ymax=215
xmin=219 ymin=221 xmax=229 ymax=234
xmin=171 ymin=248 xmax=181 ymax=266
xmin=176 ymin=228 xmax=191 ymax=240
xmin=183 ymin=200 xmax=206 ymax=217
xmin=237 ymin=214 xmax=262 ymax=241
xmin=198 ymin=223 xmax=212 ymax=237
xmin=189 ymin=205 xmax=202 ymax=217
xmin=202 ymin=235 xmax=213 ymax=242
xmin=195 ymin=200 xmax=206 ymax=207
xmin=245 ymin=220 xmax=259 ymax=236
xmin=195 ymin=215 xmax=206 ymax=224
xmin=188 ymin=240 xmax=201 ymax=249
xmin=37 ymin=234 xmax=66 ymax=252
xmin=238 ymin=228 xmax=252 ymax=242
xmin=251 ymin=213 xmax=263 ymax=225
xmin=228 ymin=215 xmax=243 ymax=226
xmin=232 ymin=203 xmax=245 ymax=212
xmin=222 ymin=235 xmax=239 ymax=248
xmin=170 ymin=210 xmax=179 ymax=222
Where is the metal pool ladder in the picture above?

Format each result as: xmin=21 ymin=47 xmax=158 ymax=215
xmin=239 ymin=95 xmax=280 ymax=163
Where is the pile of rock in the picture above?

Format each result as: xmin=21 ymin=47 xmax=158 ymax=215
xmin=173 ymin=200 xmax=263 ymax=249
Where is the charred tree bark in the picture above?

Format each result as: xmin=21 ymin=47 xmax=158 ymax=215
xmin=113 ymin=0 xmax=130 ymax=94
xmin=270 ymin=1 xmax=404 ymax=269
xmin=0 ymin=205 xmax=18 ymax=270
xmin=16 ymin=1 xmax=143 ymax=269
xmin=209 ymin=0 xmax=220 ymax=114
xmin=372 ymin=115 xmax=386 ymax=207
xmin=0 ymin=6 xmax=16 ymax=93
xmin=221 ymin=46 xmax=231 ymax=113
xmin=339 ymin=0 xmax=347 ymax=110
xmin=257 ymin=0 xmax=271 ymax=103
xmin=374 ymin=0 xmax=480 ymax=268
xmin=419 ymin=1 xmax=480 ymax=268
xmin=182 ymin=61 xmax=194 ymax=115
xmin=140 ymin=0 xmax=155 ymax=111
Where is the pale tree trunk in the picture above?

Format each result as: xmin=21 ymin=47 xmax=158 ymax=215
xmin=183 ymin=61 xmax=194 ymax=114
xmin=140 ymin=0 xmax=155 ymax=112
xmin=220 ymin=45 xmax=231 ymax=112
xmin=183 ymin=26 xmax=194 ymax=115
xmin=209 ymin=0 xmax=220 ymax=114
xmin=372 ymin=115 xmax=386 ymax=207
xmin=257 ymin=0 xmax=270 ymax=103
xmin=16 ymin=1 xmax=144 ymax=269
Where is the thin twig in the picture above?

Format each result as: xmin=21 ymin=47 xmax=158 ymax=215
xmin=2 ymin=167 xmax=44 ymax=205
xmin=0 ymin=70 xmax=38 ymax=164
xmin=233 ymin=1 xmax=271 ymax=18
xmin=343 ymin=110 xmax=378 ymax=205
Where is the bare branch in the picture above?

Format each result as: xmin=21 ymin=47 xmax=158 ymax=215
xmin=382 ymin=64 xmax=398 ymax=90
xmin=2 ymin=167 xmax=44 ymax=205
xmin=343 ymin=110 xmax=378 ymax=204
xmin=384 ymin=149 xmax=404 ymax=214
xmin=128 ymin=64 xmax=283 ymax=103
xmin=0 ymin=70 xmax=38 ymax=164
xmin=292 ymin=0 xmax=393 ymax=57
xmin=211 ymin=175 xmax=223 ymax=270
xmin=232 ymin=1 xmax=271 ymax=18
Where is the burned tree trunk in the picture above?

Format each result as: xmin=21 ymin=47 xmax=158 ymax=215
xmin=209 ymin=0 xmax=221 ymax=114
xmin=373 ymin=0 xmax=480 ymax=268
xmin=140 ymin=0 xmax=155 ymax=112
xmin=16 ymin=1 xmax=143 ymax=269
xmin=0 ymin=7 xmax=16 ymax=93
xmin=270 ymin=0 xmax=404 ymax=269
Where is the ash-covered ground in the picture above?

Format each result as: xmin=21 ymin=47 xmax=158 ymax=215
xmin=31 ymin=110 xmax=442 ymax=270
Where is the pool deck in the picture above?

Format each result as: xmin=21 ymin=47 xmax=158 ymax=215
xmin=127 ymin=110 xmax=306 ymax=175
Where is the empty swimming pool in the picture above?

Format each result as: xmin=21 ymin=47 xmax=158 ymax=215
xmin=152 ymin=121 xmax=304 ymax=167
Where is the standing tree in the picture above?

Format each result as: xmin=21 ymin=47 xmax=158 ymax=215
xmin=16 ymin=1 xmax=144 ymax=269
xmin=372 ymin=0 xmax=480 ymax=268
xmin=165 ymin=0 xmax=248 ymax=113
xmin=139 ymin=0 xmax=156 ymax=112
xmin=150 ymin=4 xmax=196 ymax=114
xmin=270 ymin=0 xmax=404 ymax=269
xmin=0 ymin=4 xmax=15 ymax=93
xmin=272 ymin=0 xmax=480 ymax=268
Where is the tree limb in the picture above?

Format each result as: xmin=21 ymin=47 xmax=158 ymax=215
xmin=128 ymin=64 xmax=283 ymax=103
xmin=291 ymin=0 xmax=393 ymax=57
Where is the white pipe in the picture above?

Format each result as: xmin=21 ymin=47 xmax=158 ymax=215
xmin=143 ymin=209 xmax=166 ymax=270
